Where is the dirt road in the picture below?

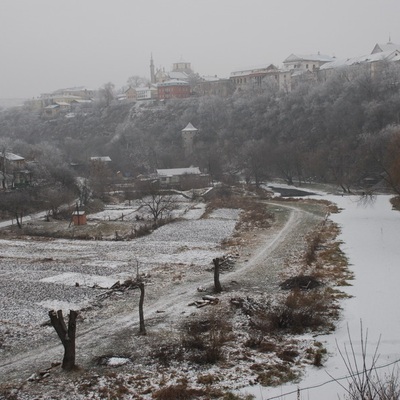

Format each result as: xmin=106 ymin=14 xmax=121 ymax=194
xmin=0 ymin=200 xmax=325 ymax=385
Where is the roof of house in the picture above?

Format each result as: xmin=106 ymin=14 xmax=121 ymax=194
xmin=320 ymin=49 xmax=400 ymax=70
xmin=372 ymin=42 xmax=400 ymax=54
xmin=230 ymin=64 xmax=278 ymax=77
xmin=182 ymin=122 xmax=198 ymax=132
xmin=157 ymin=79 xmax=189 ymax=87
xmin=90 ymin=156 xmax=112 ymax=162
xmin=169 ymin=71 xmax=189 ymax=80
xmin=71 ymin=99 xmax=92 ymax=103
xmin=135 ymin=86 xmax=157 ymax=93
xmin=201 ymin=75 xmax=220 ymax=82
xmin=72 ymin=211 xmax=85 ymax=216
xmin=2 ymin=152 xmax=24 ymax=161
xmin=157 ymin=167 xmax=201 ymax=177
xmin=283 ymin=53 xmax=334 ymax=63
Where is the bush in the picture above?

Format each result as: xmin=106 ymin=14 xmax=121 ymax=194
xmin=153 ymin=383 xmax=206 ymax=400
xmin=246 ymin=289 xmax=332 ymax=335
xmin=181 ymin=310 xmax=233 ymax=364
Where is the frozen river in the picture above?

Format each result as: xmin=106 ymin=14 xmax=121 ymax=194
xmin=243 ymin=194 xmax=400 ymax=399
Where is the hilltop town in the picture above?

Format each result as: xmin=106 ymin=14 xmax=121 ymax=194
xmin=18 ymin=39 xmax=400 ymax=118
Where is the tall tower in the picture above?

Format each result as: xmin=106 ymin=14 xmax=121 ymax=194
xmin=150 ymin=53 xmax=155 ymax=84
xmin=181 ymin=122 xmax=198 ymax=158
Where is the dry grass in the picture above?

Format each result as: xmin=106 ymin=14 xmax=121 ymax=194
xmin=300 ymin=218 xmax=352 ymax=287
xmin=251 ymin=362 xmax=300 ymax=386
xmin=265 ymin=289 xmax=335 ymax=334
xmin=204 ymin=188 xmax=274 ymax=231
xmin=153 ymin=383 xmax=207 ymax=400
xmin=181 ymin=308 xmax=234 ymax=365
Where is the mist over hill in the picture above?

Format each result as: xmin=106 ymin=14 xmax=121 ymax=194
xmin=0 ymin=98 xmax=27 ymax=109
xmin=1 ymin=63 xmax=400 ymax=194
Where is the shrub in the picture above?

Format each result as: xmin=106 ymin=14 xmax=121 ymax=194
xmin=304 ymin=231 xmax=322 ymax=265
xmin=151 ymin=342 xmax=184 ymax=367
xmin=181 ymin=310 xmax=233 ymax=364
xmin=153 ymin=383 xmax=206 ymax=400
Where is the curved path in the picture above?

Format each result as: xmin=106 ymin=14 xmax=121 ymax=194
xmin=0 ymin=200 xmax=325 ymax=384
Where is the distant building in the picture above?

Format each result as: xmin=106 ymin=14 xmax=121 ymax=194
xmin=181 ymin=122 xmax=198 ymax=157
xmin=371 ymin=40 xmax=400 ymax=54
xmin=282 ymin=53 xmax=334 ymax=72
xmin=25 ymin=86 xmax=95 ymax=112
xmin=151 ymin=55 xmax=193 ymax=84
xmin=124 ymin=87 xmax=137 ymax=102
xmin=43 ymin=104 xmax=61 ymax=118
xmin=318 ymin=41 xmax=400 ymax=81
xmin=194 ymin=76 xmax=234 ymax=97
xmin=230 ymin=64 xmax=280 ymax=88
xmin=156 ymin=167 xmax=209 ymax=190
xmin=0 ymin=152 xmax=31 ymax=189
xmin=135 ymin=86 xmax=158 ymax=101
xmin=157 ymin=80 xmax=191 ymax=100
xmin=72 ymin=210 xmax=87 ymax=226
xmin=172 ymin=59 xmax=193 ymax=74
xmin=230 ymin=64 xmax=293 ymax=92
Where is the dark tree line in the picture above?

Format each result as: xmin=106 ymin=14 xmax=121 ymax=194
xmin=1 ymin=62 xmax=400 ymax=193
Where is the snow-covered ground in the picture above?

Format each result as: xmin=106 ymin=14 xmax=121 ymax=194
xmin=2 ymin=189 xmax=400 ymax=399
xmin=243 ymin=193 xmax=400 ymax=399
xmin=0 ymin=204 xmax=238 ymax=329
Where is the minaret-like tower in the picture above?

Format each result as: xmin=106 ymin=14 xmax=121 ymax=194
xmin=150 ymin=53 xmax=155 ymax=84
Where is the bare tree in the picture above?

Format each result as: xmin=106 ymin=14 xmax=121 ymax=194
xmin=97 ymin=82 xmax=115 ymax=106
xmin=39 ymin=186 xmax=75 ymax=220
xmin=332 ymin=322 xmax=400 ymax=399
xmin=366 ymin=127 xmax=400 ymax=195
xmin=126 ymin=75 xmax=150 ymax=89
xmin=140 ymin=190 xmax=178 ymax=225
xmin=0 ymin=189 xmax=33 ymax=228
xmin=48 ymin=310 xmax=78 ymax=371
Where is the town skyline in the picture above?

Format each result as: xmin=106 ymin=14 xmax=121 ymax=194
xmin=1 ymin=0 xmax=399 ymax=99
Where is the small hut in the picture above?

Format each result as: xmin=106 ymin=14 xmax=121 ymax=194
xmin=72 ymin=211 xmax=87 ymax=226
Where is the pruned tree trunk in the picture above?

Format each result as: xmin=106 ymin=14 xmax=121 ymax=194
xmin=15 ymin=212 xmax=22 ymax=229
xmin=213 ymin=258 xmax=222 ymax=294
xmin=48 ymin=310 xmax=78 ymax=370
xmin=138 ymin=282 xmax=146 ymax=335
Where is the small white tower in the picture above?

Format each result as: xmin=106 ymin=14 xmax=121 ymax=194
xmin=181 ymin=122 xmax=198 ymax=158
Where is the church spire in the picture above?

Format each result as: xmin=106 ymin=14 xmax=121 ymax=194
xmin=150 ymin=53 xmax=155 ymax=84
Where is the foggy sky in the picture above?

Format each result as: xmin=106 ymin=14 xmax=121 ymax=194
xmin=1 ymin=0 xmax=399 ymax=99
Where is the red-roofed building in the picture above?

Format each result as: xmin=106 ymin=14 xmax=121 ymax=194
xmin=157 ymin=80 xmax=191 ymax=100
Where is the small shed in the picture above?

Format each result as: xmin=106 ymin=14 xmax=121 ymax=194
xmin=72 ymin=211 xmax=87 ymax=226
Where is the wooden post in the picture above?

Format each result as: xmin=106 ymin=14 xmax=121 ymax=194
xmin=138 ymin=282 xmax=146 ymax=335
xmin=213 ymin=258 xmax=222 ymax=293
xmin=75 ymin=202 xmax=80 ymax=226
xmin=48 ymin=310 xmax=78 ymax=370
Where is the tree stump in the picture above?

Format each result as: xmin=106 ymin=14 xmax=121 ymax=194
xmin=213 ymin=258 xmax=222 ymax=293
xmin=138 ymin=282 xmax=146 ymax=335
xmin=48 ymin=309 xmax=78 ymax=370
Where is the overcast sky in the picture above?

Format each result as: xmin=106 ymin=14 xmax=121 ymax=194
xmin=0 ymin=0 xmax=399 ymax=99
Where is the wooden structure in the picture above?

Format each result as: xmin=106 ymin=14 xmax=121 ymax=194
xmin=72 ymin=211 xmax=87 ymax=226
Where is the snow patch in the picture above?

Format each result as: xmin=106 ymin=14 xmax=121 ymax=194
xmin=40 ymin=272 xmax=122 ymax=289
